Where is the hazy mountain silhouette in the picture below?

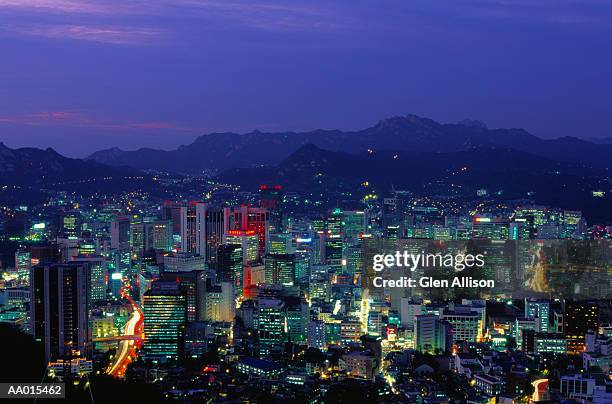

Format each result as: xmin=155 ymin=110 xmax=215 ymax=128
xmin=87 ymin=114 xmax=612 ymax=172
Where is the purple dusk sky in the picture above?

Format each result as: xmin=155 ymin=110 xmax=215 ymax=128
xmin=0 ymin=0 xmax=611 ymax=157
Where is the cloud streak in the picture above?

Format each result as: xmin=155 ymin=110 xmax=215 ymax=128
xmin=0 ymin=110 xmax=204 ymax=133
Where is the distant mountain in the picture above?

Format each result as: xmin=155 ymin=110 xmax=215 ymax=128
xmin=591 ymin=136 xmax=612 ymax=144
xmin=0 ymin=142 xmax=152 ymax=190
xmin=219 ymin=144 xmax=612 ymax=222
xmin=87 ymin=114 xmax=612 ymax=172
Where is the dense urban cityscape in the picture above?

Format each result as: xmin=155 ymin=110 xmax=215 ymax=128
xmin=0 ymin=170 xmax=610 ymax=403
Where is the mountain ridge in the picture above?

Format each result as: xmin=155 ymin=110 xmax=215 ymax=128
xmin=86 ymin=114 xmax=612 ymax=173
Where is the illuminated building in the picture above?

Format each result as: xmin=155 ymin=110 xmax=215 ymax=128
xmin=285 ymin=298 xmax=308 ymax=344
xmin=471 ymin=216 xmax=509 ymax=240
xmin=224 ymin=205 xmax=267 ymax=258
xmin=72 ymin=254 xmax=106 ymax=304
xmin=60 ymin=211 xmax=81 ymax=238
xmin=340 ymin=319 xmax=362 ymax=343
xmin=535 ymin=333 xmax=566 ymax=354
xmin=340 ymin=352 xmax=378 ymax=380
xmin=254 ymin=298 xmax=285 ymax=354
xmin=205 ymin=281 xmax=235 ymax=322
xmin=267 ymin=231 xmax=291 ymax=254
xmin=564 ymin=300 xmax=599 ymax=354
xmin=414 ymin=315 xmax=453 ymax=354
xmin=224 ymin=230 xmax=259 ymax=265
xmin=163 ymin=252 xmax=206 ymax=272
xmin=142 ymin=281 xmax=187 ymax=363
xmin=342 ymin=210 xmax=366 ymax=240
xmin=236 ymin=357 xmax=284 ymax=378
xmin=160 ymin=270 xmax=206 ymax=321
xmin=259 ymin=185 xmax=283 ymax=232
xmin=110 ymin=215 xmax=130 ymax=250
xmin=217 ymin=244 xmax=244 ymax=294
xmin=161 ymin=200 xmax=182 ymax=235
xmin=30 ymin=262 xmax=92 ymax=362
xmin=307 ymin=320 xmax=326 ymax=349
xmin=264 ymin=253 xmax=295 ymax=286
xmin=441 ymin=307 xmax=480 ymax=343
xmin=513 ymin=318 xmax=537 ymax=349
xmin=525 ymin=299 xmax=550 ymax=333
xmin=14 ymin=249 xmax=31 ymax=283
xmin=152 ymin=219 xmax=173 ymax=252
xmin=474 ymin=374 xmax=505 ymax=396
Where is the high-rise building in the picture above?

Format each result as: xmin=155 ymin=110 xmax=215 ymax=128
xmin=414 ymin=314 xmax=453 ymax=354
xmin=254 ymin=298 xmax=285 ymax=354
xmin=180 ymin=202 xmax=224 ymax=263
xmin=110 ymin=216 xmax=131 ymax=250
xmin=525 ymin=299 xmax=550 ymax=333
xmin=162 ymin=200 xmax=182 ymax=235
xmin=264 ymin=253 xmax=295 ymax=287
xmin=142 ymin=281 xmax=187 ymax=363
xmin=224 ymin=230 xmax=259 ymax=265
xmin=72 ymin=255 xmax=106 ymax=304
xmin=564 ymin=300 xmax=599 ymax=354
xmin=441 ymin=307 xmax=480 ymax=343
xmin=151 ymin=219 xmax=173 ymax=252
xmin=224 ymin=205 xmax=267 ymax=258
xmin=204 ymin=281 xmax=235 ymax=322
xmin=260 ymin=185 xmax=283 ymax=232
xmin=217 ymin=244 xmax=244 ymax=294
xmin=163 ymin=252 xmax=206 ymax=272
xmin=307 ymin=320 xmax=326 ymax=350
xmin=30 ymin=263 xmax=91 ymax=362
xmin=160 ymin=270 xmax=206 ymax=321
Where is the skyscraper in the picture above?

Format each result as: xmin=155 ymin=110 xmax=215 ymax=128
xmin=30 ymin=262 xmax=91 ymax=362
xmin=224 ymin=205 xmax=267 ymax=258
xmin=142 ymin=280 xmax=187 ymax=363
xmin=180 ymin=202 xmax=224 ymax=262
xmin=564 ymin=300 xmax=599 ymax=354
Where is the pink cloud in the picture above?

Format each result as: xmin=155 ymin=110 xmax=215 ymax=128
xmin=0 ymin=110 xmax=203 ymax=133
xmin=3 ymin=24 xmax=164 ymax=45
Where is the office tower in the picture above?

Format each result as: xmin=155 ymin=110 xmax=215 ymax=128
xmin=264 ymin=253 xmax=295 ymax=286
xmin=441 ymin=307 xmax=480 ymax=343
xmin=15 ymin=249 xmax=31 ymax=283
xmin=60 ymin=211 xmax=81 ymax=238
xmin=224 ymin=205 xmax=267 ymax=258
xmin=259 ymin=185 xmax=283 ymax=232
xmin=204 ymin=281 xmax=235 ymax=322
xmin=564 ymin=300 xmax=599 ymax=354
xmin=202 ymin=206 xmax=224 ymax=263
xmin=267 ymin=232 xmax=292 ymax=254
xmin=400 ymin=299 xmax=425 ymax=329
xmin=180 ymin=202 xmax=201 ymax=255
xmin=254 ymin=298 xmax=285 ymax=354
xmin=163 ymin=252 xmax=206 ymax=272
xmin=307 ymin=320 xmax=326 ymax=350
xmin=30 ymin=262 xmax=91 ymax=362
xmin=180 ymin=202 xmax=224 ymax=263
xmin=152 ymin=219 xmax=173 ymax=252
xmin=217 ymin=244 xmax=244 ymax=294
xmin=525 ymin=299 xmax=550 ymax=333
xmin=162 ymin=200 xmax=182 ymax=235
xmin=414 ymin=315 xmax=453 ymax=354
xmin=224 ymin=230 xmax=259 ymax=265
xmin=72 ymin=255 xmax=107 ymax=304
xmin=160 ymin=270 xmax=206 ymax=321
xmin=343 ymin=211 xmax=366 ymax=240
xmin=142 ymin=281 xmax=187 ymax=363
xmin=285 ymin=298 xmax=308 ymax=344
xmin=110 ymin=215 xmax=131 ymax=250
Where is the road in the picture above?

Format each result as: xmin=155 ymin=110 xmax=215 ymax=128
xmin=106 ymin=286 xmax=143 ymax=378
xmin=532 ymin=378 xmax=549 ymax=402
